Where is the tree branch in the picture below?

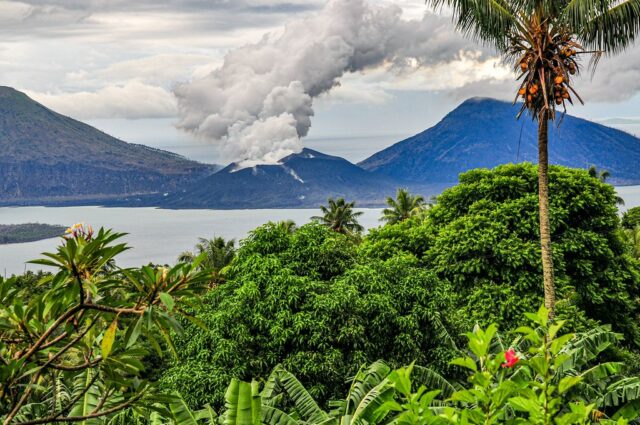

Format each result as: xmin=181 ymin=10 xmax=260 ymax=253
xmin=47 ymin=357 xmax=103 ymax=372
xmin=19 ymin=305 xmax=82 ymax=363
xmin=15 ymin=392 xmax=145 ymax=425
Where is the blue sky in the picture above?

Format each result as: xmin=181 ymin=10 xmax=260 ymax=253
xmin=2 ymin=0 xmax=639 ymax=165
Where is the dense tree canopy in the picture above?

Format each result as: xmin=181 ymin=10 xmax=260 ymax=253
xmin=160 ymin=223 xmax=463 ymax=409
xmin=377 ymin=164 xmax=640 ymax=342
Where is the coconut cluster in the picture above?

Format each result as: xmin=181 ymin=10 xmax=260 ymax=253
xmin=513 ymin=28 xmax=583 ymax=116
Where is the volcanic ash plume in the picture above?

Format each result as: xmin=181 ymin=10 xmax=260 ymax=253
xmin=174 ymin=0 xmax=472 ymax=165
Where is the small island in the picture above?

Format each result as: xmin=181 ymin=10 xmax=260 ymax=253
xmin=0 ymin=223 xmax=67 ymax=245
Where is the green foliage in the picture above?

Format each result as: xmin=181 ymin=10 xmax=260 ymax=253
xmin=208 ymin=308 xmax=640 ymax=425
xmin=360 ymin=215 xmax=434 ymax=262
xmin=9 ymin=270 xmax=52 ymax=300
xmin=160 ymin=222 xmax=463 ymax=410
xmin=421 ymin=164 xmax=640 ymax=342
xmin=178 ymin=236 xmax=236 ymax=286
xmin=160 ymin=164 xmax=640 ymax=413
xmin=0 ymin=224 xmax=212 ymax=424
xmin=622 ymin=207 xmax=640 ymax=230
xmin=623 ymin=227 xmax=640 ymax=260
xmin=178 ymin=236 xmax=235 ymax=272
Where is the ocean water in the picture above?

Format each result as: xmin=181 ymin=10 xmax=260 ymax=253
xmin=1 ymin=185 xmax=639 ymax=277
xmin=0 ymin=207 xmax=383 ymax=276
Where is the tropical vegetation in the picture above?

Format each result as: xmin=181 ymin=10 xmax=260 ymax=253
xmin=425 ymin=0 xmax=640 ymax=318
xmin=0 ymin=224 xmax=212 ymax=424
xmin=208 ymin=306 xmax=640 ymax=425
xmin=2 ymin=163 xmax=640 ymax=424
xmin=622 ymin=207 xmax=640 ymax=230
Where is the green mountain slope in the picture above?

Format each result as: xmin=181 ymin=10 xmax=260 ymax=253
xmin=0 ymin=87 xmax=215 ymax=204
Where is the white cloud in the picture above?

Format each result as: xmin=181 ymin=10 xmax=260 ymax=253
xmin=69 ymin=53 xmax=217 ymax=86
xmin=28 ymin=81 xmax=177 ymax=119
xmin=573 ymin=45 xmax=640 ymax=102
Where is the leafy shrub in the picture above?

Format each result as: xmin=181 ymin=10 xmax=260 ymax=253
xmin=0 ymin=225 xmax=212 ymax=424
xmin=622 ymin=207 xmax=640 ymax=230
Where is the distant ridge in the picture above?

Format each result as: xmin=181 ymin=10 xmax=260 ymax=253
xmin=0 ymin=87 xmax=216 ymax=204
xmin=161 ymin=148 xmax=420 ymax=209
xmin=3 ymin=90 xmax=638 ymax=210
xmin=360 ymin=97 xmax=640 ymax=185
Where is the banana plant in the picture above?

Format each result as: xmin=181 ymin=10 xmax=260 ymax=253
xmin=218 ymin=361 xmax=454 ymax=425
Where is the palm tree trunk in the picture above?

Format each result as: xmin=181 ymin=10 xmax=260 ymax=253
xmin=537 ymin=109 xmax=556 ymax=318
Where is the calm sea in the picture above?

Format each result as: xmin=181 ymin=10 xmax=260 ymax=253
xmin=1 ymin=185 xmax=639 ymax=277
xmin=0 ymin=207 xmax=383 ymax=276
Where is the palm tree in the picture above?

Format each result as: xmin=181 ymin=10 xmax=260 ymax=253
xmin=588 ymin=165 xmax=625 ymax=205
xmin=426 ymin=0 xmax=640 ymax=318
xmin=274 ymin=219 xmax=297 ymax=233
xmin=380 ymin=188 xmax=426 ymax=225
xmin=588 ymin=164 xmax=611 ymax=182
xmin=178 ymin=236 xmax=235 ymax=285
xmin=312 ymin=197 xmax=364 ymax=235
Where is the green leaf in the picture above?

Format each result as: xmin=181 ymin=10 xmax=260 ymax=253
xmin=260 ymin=405 xmax=300 ymax=425
xmin=159 ymin=292 xmax=175 ymax=312
xmin=558 ymin=376 xmax=582 ymax=395
xmin=125 ymin=314 xmax=145 ymax=349
xmin=224 ymin=379 xmax=260 ymax=425
xmin=450 ymin=357 xmax=478 ymax=372
xmin=509 ymin=396 xmax=540 ymax=414
xmin=170 ymin=392 xmax=199 ymax=425
xmin=101 ymin=319 xmax=118 ymax=359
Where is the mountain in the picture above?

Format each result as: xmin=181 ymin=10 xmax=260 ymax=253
xmin=162 ymin=149 xmax=419 ymax=209
xmin=0 ymin=87 xmax=216 ymax=204
xmin=360 ymin=97 xmax=640 ymax=185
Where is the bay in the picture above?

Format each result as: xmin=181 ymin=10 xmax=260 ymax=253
xmin=0 ymin=207 xmax=383 ymax=276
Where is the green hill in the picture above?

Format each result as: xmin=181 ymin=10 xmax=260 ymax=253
xmin=0 ymin=87 xmax=215 ymax=204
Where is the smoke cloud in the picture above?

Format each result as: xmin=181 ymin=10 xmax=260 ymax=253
xmin=174 ymin=0 xmax=480 ymax=165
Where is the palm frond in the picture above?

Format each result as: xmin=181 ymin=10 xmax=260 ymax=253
xmin=576 ymin=0 xmax=640 ymax=53
xmin=426 ymin=0 xmax=517 ymax=49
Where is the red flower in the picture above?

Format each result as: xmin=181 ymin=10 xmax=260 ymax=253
xmin=502 ymin=349 xmax=519 ymax=368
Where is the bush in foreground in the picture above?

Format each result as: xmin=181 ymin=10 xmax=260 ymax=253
xmin=141 ymin=307 xmax=640 ymax=424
